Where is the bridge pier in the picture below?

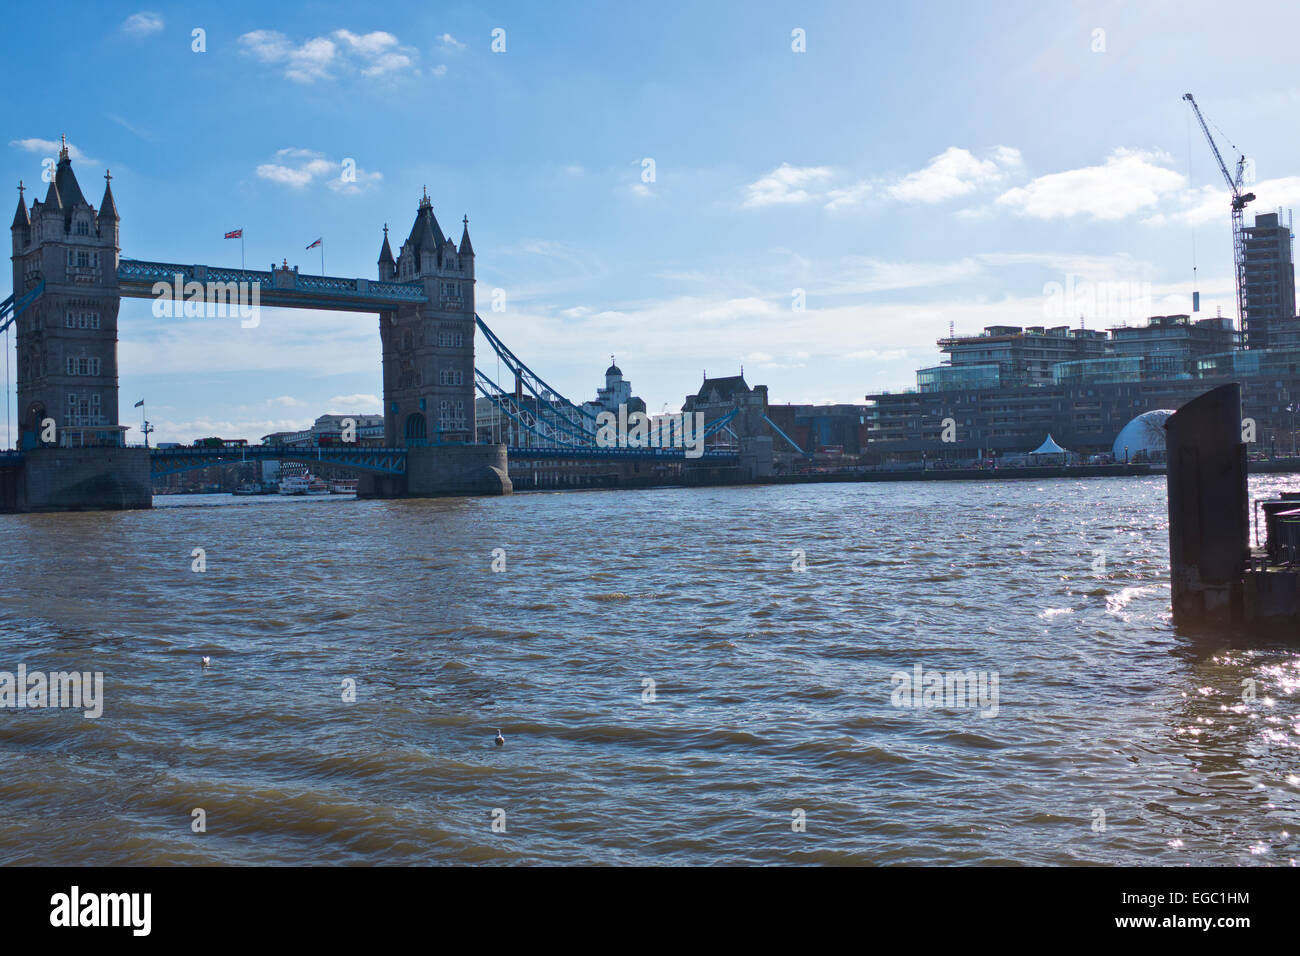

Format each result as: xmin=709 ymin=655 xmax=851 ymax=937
xmin=405 ymin=443 xmax=511 ymax=497
xmin=15 ymin=447 xmax=151 ymax=511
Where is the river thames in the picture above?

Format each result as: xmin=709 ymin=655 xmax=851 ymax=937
xmin=0 ymin=476 xmax=1297 ymax=865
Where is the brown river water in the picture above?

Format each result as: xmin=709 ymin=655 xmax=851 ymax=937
xmin=0 ymin=476 xmax=1298 ymax=865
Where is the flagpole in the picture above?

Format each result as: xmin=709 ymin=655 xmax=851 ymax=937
xmin=241 ymin=229 xmax=245 ymax=272
xmin=320 ymin=240 xmax=325 ymax=276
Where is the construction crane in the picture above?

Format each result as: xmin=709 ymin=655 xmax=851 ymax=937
xmin=1183 ymin=93 xmax=1256 ymax=343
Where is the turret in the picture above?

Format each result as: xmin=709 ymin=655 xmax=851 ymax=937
xmin=458 ymin=215 xmax=474 ymax=257
xmin=42 ymin=176 xmax=62 ymax=212
xmin=378 ymin=223 xmax=395 ymax=280
xmin=97 ymin=170 xmax=119 ymax=248
xmin=10 ymin=182 xmax=29 ymax=244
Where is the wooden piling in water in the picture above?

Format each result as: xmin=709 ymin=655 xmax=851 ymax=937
xmin=1165 ymin=384 xmax=1250 ymax=631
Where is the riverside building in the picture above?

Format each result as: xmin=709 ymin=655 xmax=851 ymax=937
xmin=864 ymin=314 xmax=1300 ymax=463
xmin=863 ymin=209 xmax=1300 ymax=465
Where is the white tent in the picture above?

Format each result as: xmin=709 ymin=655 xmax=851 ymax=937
xmin=1030 ymin=434 xmax=1070 ymax=457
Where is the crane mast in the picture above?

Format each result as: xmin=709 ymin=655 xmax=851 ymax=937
xmin=1183 ymin=93 xmax=1256 ymax=346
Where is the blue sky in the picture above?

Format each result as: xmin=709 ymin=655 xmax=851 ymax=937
xmin=4 ymin=0 xmax=1300 ymax=443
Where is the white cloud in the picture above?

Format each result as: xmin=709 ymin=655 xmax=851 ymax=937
xmin=439 ymin=33 xmax=465 ymax=50
xmin=255 ymin=148 xmax=381 ymax=192
xmin=327 ymin=394 xmax=381 ymax=412
xmin=997 ymin=148 xmax=1184 ymax=221
xmin=121 ymin=12 xmax=163 ymax=37
xmin=814 ymin=257 xmax=982 ymax=295
xmin=431 ymin=64 xmax=448 ymax=77
xmin=333 ymin=29 xmax=399 ymax=59
xmin=824 ymin=181 xmax=872 ymax=212
xmin=698 ymin=297 xmax=781 ymax=322
xmin=9 ymin=138 xmax=95 ymax=164
xmin=845 ymin=348 xmax=908 ymax=360
xmin=239 ymin=29 xmax=418 ymax=83
xmin=744 ymin=148 xmax=1020 ymax=212
xmin=741 ymin=163 xmax=834 ymax=208
xmin=885 ymin=146 xmax=1022 ymax=203
xmin=1145 ymin=176 xmax=1300 ymax=228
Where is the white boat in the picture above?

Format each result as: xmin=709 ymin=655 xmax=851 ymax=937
xmin=329 ymin=478 xmax=359 ymax=495
xmin=278 ymin=473 xmax=330 ymax=495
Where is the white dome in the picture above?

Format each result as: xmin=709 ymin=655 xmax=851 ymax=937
xmin=1112 ymin=409 xmax=1176 ymax=460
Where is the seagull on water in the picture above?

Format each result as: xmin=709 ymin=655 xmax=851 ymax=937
xmin=201 ymin=656 xmax=211 ymax=668
xmin=494 ymin=729 xmax=504 ymax=747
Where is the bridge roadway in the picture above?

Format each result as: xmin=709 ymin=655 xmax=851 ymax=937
xmin=116 ymin=259 xmax=428 ymax=312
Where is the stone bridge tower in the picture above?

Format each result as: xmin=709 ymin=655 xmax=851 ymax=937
xmin=378 ymin=189 xmax=476 ymax=447
xmin=9 ymin=139 xmax=124 ymax=449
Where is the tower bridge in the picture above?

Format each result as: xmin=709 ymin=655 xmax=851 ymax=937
xmin=1 ymin=139 xmax=757 ymax=512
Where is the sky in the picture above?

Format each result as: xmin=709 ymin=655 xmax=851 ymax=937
xmin=3 ymin=0 xmax=1300 ymax=444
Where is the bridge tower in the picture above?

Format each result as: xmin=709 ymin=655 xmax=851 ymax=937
xmin=374 ymin=190 xmax=509 ymax=496
xmin=379 ymin=189 xmax=477 ymax=447
xmin=9 ymin=139 xmax=125 ymax=449
xmin=5 ymin=139 xmax=148 ymax=510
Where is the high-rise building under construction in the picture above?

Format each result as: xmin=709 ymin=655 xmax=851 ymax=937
xmin=1243 ymin=211 xmax=1297 ymax=348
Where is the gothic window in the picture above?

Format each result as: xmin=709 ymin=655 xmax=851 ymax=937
xmin=404 ymin=412 xmax=427 ymax=441
xmin=75 ymin=220 xmax=88 ymax=236
xmin=66 ymin=356 xmax=101 ymax=376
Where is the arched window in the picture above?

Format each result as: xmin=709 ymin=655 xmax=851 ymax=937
xmin=404 ymin=412 xmax=427 ymax=441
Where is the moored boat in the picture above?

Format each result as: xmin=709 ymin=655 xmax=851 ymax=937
xmin=278 ymin=473 xmax=330 ymax=495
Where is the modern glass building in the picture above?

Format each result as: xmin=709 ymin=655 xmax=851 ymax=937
xmin=917 ymin=363 xmax=1000 ymax=392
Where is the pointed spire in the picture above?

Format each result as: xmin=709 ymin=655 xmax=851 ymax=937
xmin=43 ymin=175 xmax=62 ymax=210
xmin=54 ymin=143 xmax=86 ymax=210
xmin=378 ymin=222 xmax=394 ymax=264
xmin=11 ymin=181 xmax=29 ymax=230
xmin=405 ymin=192 xmax=444 ymax=261
xmin=458 ymin=214 xmax=474 ymax=256
xmin=98 ymin=169 xmax=119 ymax=222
